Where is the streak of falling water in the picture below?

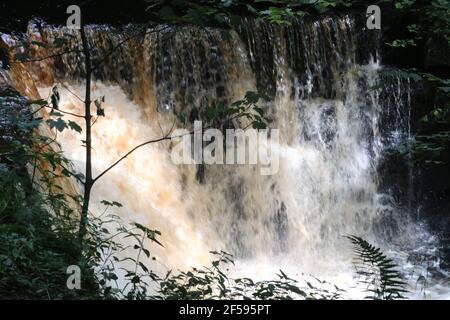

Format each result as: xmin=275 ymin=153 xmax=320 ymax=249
xmin=26 ymin=15 xmax=449 ymax=298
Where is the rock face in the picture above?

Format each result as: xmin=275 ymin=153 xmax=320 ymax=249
xmin=0 ymin=85 xmax=31 ymax=143
xmin=0 ymin=35 xmax=81 ymax=208
xmin=376 ymin=8 xmax=450 ymax=253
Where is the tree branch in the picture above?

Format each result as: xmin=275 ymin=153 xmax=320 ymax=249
xmin=93 ymin=121 xmax=203 ymax=184
xmin=57 ymin=81 xmax=85 ymax=103
xmin=44 ymin=105 xmax=85 ymax=118
xmin=91 ymin=25 xmax=170 ymax=72
xmin=92 ymin=135 xmax=173 ymax=184
xmin=92 ymin=103 xmax=260 ymax=185
xmin=13 ymin=49 xmax=83 ymax=63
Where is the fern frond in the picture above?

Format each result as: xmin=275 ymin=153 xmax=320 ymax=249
xmin=347 ymin=235 xmax=407 ymax=300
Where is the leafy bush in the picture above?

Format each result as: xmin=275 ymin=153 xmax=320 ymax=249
xmin=156 ymin=251 xmax=345 ymax=300
xmin=0 ymin=88 xmax=100 ymax=299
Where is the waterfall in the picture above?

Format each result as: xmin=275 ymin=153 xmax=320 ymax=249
xmin=6 ymin=15 xmax=448 ymax=298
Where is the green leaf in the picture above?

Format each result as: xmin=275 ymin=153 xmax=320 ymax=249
xmin=386 ymin=39 xmax=416 ymax=48
xmin=139 ymin=262 xmax=149 ymax=273
xmin=101 ymin=200 xmax=123 ymax=207
xmin=46 ymin=118 xmax=67 ymax=132
xmin=67 ymin=120 xmax=82 ymax=133
xmin=49 ymin=111 xmax=64 ymax=117
xmin=245 ymin=91 xmax=260 ymax=104
xmin=253 ymin=107 xmax=264 ymax=117
xmin=252 ymin=121 xmax=267 ymax=129
xmin=29 ymin=99 xmax=48 ymax=106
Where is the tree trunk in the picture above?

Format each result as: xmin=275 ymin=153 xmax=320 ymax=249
xmin=78 ymin=26 xmax=93 ymax=247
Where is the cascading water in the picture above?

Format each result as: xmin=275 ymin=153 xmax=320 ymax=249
xmin=9 ymin=15 xmax=449 ymax=298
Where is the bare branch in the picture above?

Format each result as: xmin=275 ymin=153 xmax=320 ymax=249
xmin=91 ymin=25 xmax=170 ymax=72
xmin=92 ymin=123 xmax=207 ymax=184
xmin=91 ymin=115 xmax=100 ymax=127
xmin=44 ymin=105 xmax=85 ymax=118
xmin=92 ymin=135 xmax=173 ymax=184
xmin=57 ymin=81 xmax=85 ymax=103
xmin=91 ymin=104 xmax=259 ymax=185
xmin=30 ymin=104 xmax=47 ymax=116
xmin=156 ymin=113 xmax=176 ymax=138
xmin=12 ymin=49 xmax=83 ymax=64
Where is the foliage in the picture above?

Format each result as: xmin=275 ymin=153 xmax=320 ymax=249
xmin=398 ymin=133 xmax=450 ymax=165
xmin=175 ymin=90 xmax=271 ymax=130
xmin=82 ymin=209 xmax=164 ymax=299
xmin=0 ymin=91 xmax=98 ymax=299
xmin=386 ymin=0 xmax=450 ymax=46
xmin=143 ymin=0 xmax=355 ymax=29
xmin=386 ymin=39 xmax=417 ymax=48
xmin=155 ymin=251 xmax=345 ymax=300
xmin=347 ymin=236 xmax=407 ymax=300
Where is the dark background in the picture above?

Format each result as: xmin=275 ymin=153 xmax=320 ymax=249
xmin=0 ymin=0 xmax=149 ymax=32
